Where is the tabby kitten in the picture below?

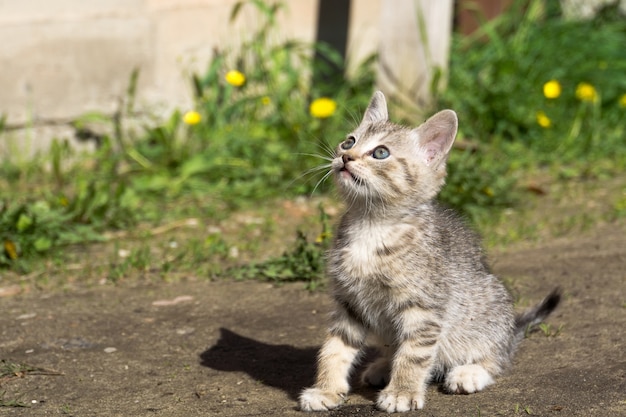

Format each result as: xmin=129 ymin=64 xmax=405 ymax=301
xmin=299 ymin=91 xmax=561 ymax=413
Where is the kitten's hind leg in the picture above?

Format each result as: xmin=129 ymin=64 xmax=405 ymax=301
xmin=361 ymin=344 xmax=393 ymax=387
xmin=362 ymin=356 xmax=391 ymax=387
xmin=444 ymin=364 xmax=494 ymax=394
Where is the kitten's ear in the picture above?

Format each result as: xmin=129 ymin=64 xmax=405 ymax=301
xmin=360 ymin=91 xmax=389 ymax=126
xmin=413 ymin=110 xmax=458 ymax=167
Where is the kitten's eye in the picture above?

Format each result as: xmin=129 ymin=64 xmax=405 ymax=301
xmin=341 ymin=136 xmax=356 ymax=150
xmin=372 ymin=146 xmax=390 ymax=160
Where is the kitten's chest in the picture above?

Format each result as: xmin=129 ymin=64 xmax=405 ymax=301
xmin=330 ymin=220 xmax=418 ymax=280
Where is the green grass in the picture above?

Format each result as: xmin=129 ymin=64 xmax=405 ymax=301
xmin=514 ymin=403 xmax=533 ymax=414
xmin=227 ymin=204 xmax=332 ymax=290
xmin=0 ymin=0 xmax=624 ymax=288
xmin=0 ymin=392 xmax=28 ymax=408
xmin=0 ymin=360 xmax=63 ymax=408
xmin=538 ymin=323 xmax=564 ymax=338
xmin=441 ymin=0 xmax=626 ymax=159
xmin=0 ymin=359 xmax=63 ymax=380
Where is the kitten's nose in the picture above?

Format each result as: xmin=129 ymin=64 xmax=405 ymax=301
xmin=342 ymin=154 xmax=354 ymax=164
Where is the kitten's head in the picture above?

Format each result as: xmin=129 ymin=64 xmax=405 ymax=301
xmin=332 ymin=91 xmax=458 ymax=207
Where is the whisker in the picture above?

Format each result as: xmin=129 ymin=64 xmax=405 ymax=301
xmin=293 ymin=164 xmax=332 ymax=181
xmin=295 ymin=135 xmax=334 ymax=160
xmin=301 ymin=133 xmax=336 ymax=159
xmin=345 ymin=187 xmax=358 ymax=214
xmin=346 ymin=108 xmax=360 ymax=128
xmin=310 ymin=169 xmax=333 ymax=196
xmin=287 ymin=162 xmax=332 ymax=191
xmin=299 ymin=164 xmax=333 ymax=178
xmin=295 ymin=152 xmax=334 ymax=162
xmin=315 ymin=140 xmax=337 ymax=160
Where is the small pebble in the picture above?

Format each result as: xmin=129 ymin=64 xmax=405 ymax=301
xmin=152 ymin=295 xmax=193 ymax=306
xmin=104 ymin=347 xmax=117 ymax=353
xmin=176 ymin=327 xmax=195 ymax=335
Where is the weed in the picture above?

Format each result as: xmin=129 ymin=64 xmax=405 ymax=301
xmin=107 ymin=244 xmax=155 ymax=282
xmin=227 ymin=205 xmax=331 ymax=289
xmin=613 ymin=192 xmax=626 ymax=219
xmin=514 ymin=403 xmax=533 ymax=414
xmin=442 ymin=0 xmax=626 ymax=167
xmin=0 ymin=360 xmax=62 ymax=407
xmin=0 ymin=359 xmax=63 ymax=381
xmin=538 ymin=322 xmax=564 ymax=337
xmin=538 ymin=322 xmax=550 ymax=336
xmin=524 ymin=322 xmax=563 ymax=339
xmin=0 ymin=0 xmax=624 ymax=281
xmin=0 ymin=391 xmax=28 ymax=408
xmin=439 ymin=145 xmax=518 ymax=219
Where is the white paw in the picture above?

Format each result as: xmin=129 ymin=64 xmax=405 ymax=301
xmin=299 ymin=388 xmax=346 ymax=412
xmin=376 ymin=389 xmax=424 ymax=412
xmin=361 ymin=358 xmax=391 ymax=387
xmin=445 ymin=364 xmax=494 ymax=394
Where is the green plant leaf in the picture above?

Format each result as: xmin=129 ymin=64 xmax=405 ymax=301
xmin=16 ymin=214 xmax=33 ymax=232
xmin=33 ymin=237 xmax=52 ymax=252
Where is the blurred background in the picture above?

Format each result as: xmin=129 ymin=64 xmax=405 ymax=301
xmin=1 ymin=0 xmax=625 ymax=287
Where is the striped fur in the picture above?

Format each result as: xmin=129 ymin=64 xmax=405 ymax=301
xmin=299 ymin=91 xmax=560 ymax=413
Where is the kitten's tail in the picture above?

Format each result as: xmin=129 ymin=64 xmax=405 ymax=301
xmin=514 ymin=287 xmax=562 ymax=337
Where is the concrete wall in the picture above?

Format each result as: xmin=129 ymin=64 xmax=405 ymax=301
xmin=0 ymin=0 xmax=379 ymax=153
xmin=6 ymin=0 xmax=620 ymax=155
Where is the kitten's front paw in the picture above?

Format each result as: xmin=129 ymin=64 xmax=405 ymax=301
xmin=445 ymin=364 xmax=494 ymax=394
xmin=361 ymin=358 xmax=391 ymax=387
xmin=299 ymin=388 xmax=346 ymax=412
xmin=376 ymin=389 xmax=424 ymax=412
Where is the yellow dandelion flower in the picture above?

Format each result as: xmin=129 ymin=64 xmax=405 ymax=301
xmin=261 ymin=96 xmax=271 ymax=106
xmin=315 ymin=232 xmax=332 ymax=244
xmin=575 ymin=82 xmax=598 ymax=103
xmin=619 ymin=93 xmax=626 ymax=108
xmin=183 ymin=110 xmax=202 ymax=125
xmin=4 ymin=239 xmax=18 ymax=260
xmin=225 ymin=70 xmax=246 ymax=87
xmin=309 ymin=97 xmax=337 ymax=119
xmin=543 ymin=80 xmax=561 ymax=99
xmin=536 ymin=111 xmax=551 ymax=128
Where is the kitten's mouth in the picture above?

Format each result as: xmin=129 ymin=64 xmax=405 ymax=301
xmin=339 ymin=166 xmax=360 ymax=183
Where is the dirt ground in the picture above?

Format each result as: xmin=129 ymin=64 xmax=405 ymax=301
xmin=0 ymin=222 xmax=624 ymax=417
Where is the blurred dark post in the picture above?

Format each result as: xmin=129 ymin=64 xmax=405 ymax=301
xmin=312 ymin=0 xmax=351 ymax=96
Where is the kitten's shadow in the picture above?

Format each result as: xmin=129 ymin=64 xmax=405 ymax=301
xmin=199 ymin=328 xmax=318 ymax=400
xmin=200 ymin=328 xmax=381 ymax=403
xmin=199 ymin=328 xmax=378 ymax=402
